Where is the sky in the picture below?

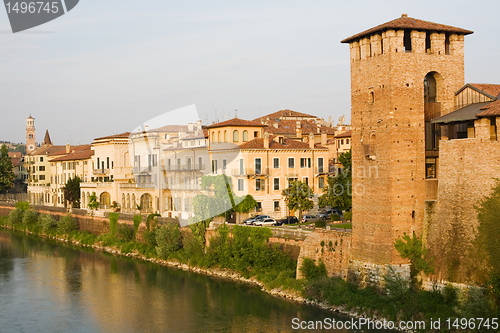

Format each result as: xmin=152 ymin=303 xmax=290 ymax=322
xmin=1 ymin=0 xmax=499 ymax=145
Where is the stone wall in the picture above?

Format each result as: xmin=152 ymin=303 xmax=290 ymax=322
xmin=296 ymin=229 xmax=352 ymax=279
xmin=425 ymin=138 xmax=500 ymax=284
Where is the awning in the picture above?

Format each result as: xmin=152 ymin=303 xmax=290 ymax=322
xmin=431 ymin=102 xmax=491 ymax=124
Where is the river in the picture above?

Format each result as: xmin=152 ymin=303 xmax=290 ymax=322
xmin=0 ymin=230 xmax=394 ymax=332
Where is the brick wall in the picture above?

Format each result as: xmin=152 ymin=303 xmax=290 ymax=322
xmin=425 ymin=138 xmax=500 ymax=283
xmin=296 ymin=229 xmax=352 ymax=279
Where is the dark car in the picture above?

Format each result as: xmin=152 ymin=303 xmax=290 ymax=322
xmin=317 ymin=208 xmax=343 ymax=220
xmin=276 ymin=216 xmax=299 ymax=226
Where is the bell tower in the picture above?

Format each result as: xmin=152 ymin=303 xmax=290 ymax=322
xmin=341 ymin=14 xmax=473 ymax=281
xmin=26 ymin=115 xmax=36 ymax=152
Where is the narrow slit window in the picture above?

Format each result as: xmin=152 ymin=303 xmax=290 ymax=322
xmin=404 ymin=30 xmax=412 ymax=52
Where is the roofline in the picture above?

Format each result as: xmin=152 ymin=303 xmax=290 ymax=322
xmin=455 ymin=84 xmax=498 ymax=100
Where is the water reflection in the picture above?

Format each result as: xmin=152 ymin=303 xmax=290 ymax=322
xmin=0 ymin=230 xmax=393 ymax=332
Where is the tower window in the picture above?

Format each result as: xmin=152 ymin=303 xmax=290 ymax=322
xmin=445 ymin=33 xmax=450 ymax=55
xmin=404 ymin=30 xmax=412 ymax=52
xmin=425 ymin=32 xmax=431 ymax=52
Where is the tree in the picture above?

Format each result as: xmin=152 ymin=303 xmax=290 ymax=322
xmin=394 ymin=231 xmax=435 ymax=288
xmin=0 ymin=144 xmax=14 ymax=192
xmin=88 ymin=192 xmax=99 ymax=210
xmin=282 ymin=180 xmax=313 ymax=223
xmin=192 ymin=175 xmax=257 ymax=223
xmin=318 ymin=150 xmax=352 ymax=211
xmin=63 ymin=176 xmax=81 ymax=208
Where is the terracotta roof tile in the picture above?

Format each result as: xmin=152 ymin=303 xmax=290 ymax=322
xmin=477 ymin=100 xmax=500 ymax=117
xmin=50 ymin=148 xmax=94 ymax=162
xmin=335 ymin=130 xmax=352 ymax=138
xmin=27 ymin=145 xmax=65 ymax=156
xmin=205 ymin=118 xmax=266 ymax=129
xmin=467 ymin=84 xmax=500 ymax=99
xmin=239 ymin=137 xmax=327 ymax=150
xmin=94 ymin=132 xmax=131 ymax=141
xmin=261 ymin=119 xmax=336 ymax=136
xmin=341 ymin=15 xmax=473 ymax=44
xmin=48 ymin=144 xmax=92 ymax=156
xmin=253 ymin=109 xmax=317 ymax=122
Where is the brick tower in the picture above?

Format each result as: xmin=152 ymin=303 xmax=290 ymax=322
xmin=26 ymin=115 xmax=36 ymax=153
xmin=341 ymin=14 xmax=473 ymax=281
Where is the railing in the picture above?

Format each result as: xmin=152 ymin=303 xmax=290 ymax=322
xmin=167 ymin=184 xmax=202 ymax=191
xmin=315 ymin=166 xmax=325 ymax=174
xmin=133 ymin=166 xmax=153 ymax=174
xmin=93 ymin=169 xmax=110 ymax=175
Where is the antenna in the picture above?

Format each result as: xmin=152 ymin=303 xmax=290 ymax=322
xmin=235 ymin=109 xmax=238 ymax=118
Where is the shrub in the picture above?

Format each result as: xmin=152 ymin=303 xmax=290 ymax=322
xmin=15 ymin=201 xmax=30 ymax=211
xmin=143 ymin=228 xmax=158 ymax=247
xmin=156 ymin=223 xmax=181 ymax=259
xmin=133 ymin=214 xmax=142 ymax=239
xmin=109 ymin=212 xmax=119 ymax=236
xmin=38 ymin=214 xmax=57 ymax=233
xmin=299 ymin=258 xmax=327 ymax=280
xmin=343 ymin=211 xmax=352 ymax=221
xmin=330 ymin=213 xmax=341 ymax=221
xmin=8 ymin=208 xmax=24 ymax=225
xmin=383 ymin=266 xmax=410 ymax=300
xmin=117 ymin=223 xmax=134 ymax=242
xmin=315 ymin=220 xmax=326 ymax=228
xmin=22 ymin=209 xmax=38 ymax=226
xmin=181 ymin=231 xmax=204 ymax=265
xmin=58 ymin=214 xmax=79 ymax=235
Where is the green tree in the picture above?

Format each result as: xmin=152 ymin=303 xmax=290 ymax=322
xmin=88 ymin=192 xmax=99 ymax=210
xmin=475 ymin=180 xmax=500 ymax=306
xmin=0 ymin=144 xmax=14 ymax=192
xmin=318 ymin=150 xmax=352 ymax=211
xmin=282 ymin=180 xmax=313 ymax=223
xmin=192 ymin=175 xmax=257 ymax=223
xmin=394 ymin=231 xmax=435 ymax=288
xmin=63 ymin=176 xmax=81 ymax=208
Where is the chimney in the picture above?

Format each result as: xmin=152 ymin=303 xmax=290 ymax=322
xmin=66 ymin=143 xmax=70 ymax=154
xmin=197 ymin=120 xmax=202 ymax=130
xmin=309 ymin=133 xmax=315 ymax=149
xmin=273 ymin=123 xmax=279 ymax=129
xmin=296 ymin=128 xmax=302 ymax=138
xmin=144 ymin=125 xmax=149 ymax=131
xmin=321 ymin=133 xmax=327 ymax=145
xmin=296 ymin=120 xmax=301 ymax=129
xmin=263 ymin=132 xmax=269 ymax=149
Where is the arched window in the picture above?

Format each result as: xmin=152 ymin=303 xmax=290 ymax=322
xmin=132 ymin=194 xmax=136 ymax=208
xmin=29 ymin=134 xmax=33 ymax=139
xmin=218 ymin=131 xmax=221 ymax=142
xmin=424 ymin=72 xmax=441 ymax=152
xmin=99 ymin=192 xmax=111 ymax=208
xmin=224 ymin=130 xmax=227 ymax=142
xmin=370 ymin=91 xmax=374 ymax=104
xmin=211 ymin=132 xmax=215 ymax=142
xmin=424 ymin=73 xmax=437 ymax=103
xmin=126 ymin=193 xmax=130 ymax=209
xmin=233 ymin=130 xmax=239 ymax=142
xmin=243 ymin=130 xmax=248 ymax=142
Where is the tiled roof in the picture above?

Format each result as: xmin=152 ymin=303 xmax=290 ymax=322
xmin=477 ymin=100 xmax=500 ymax=117
xmin=258 ymin=119 xmax=336 ymax=135
xmin=48 ymin=144 xmax=91 ymax=157
xmin=151 ymin=125 xmax=190 ymax=132
xmin=205 ymin=118 xmax=266 ymax=129
xmin=467 ymin=84 xmax=500 ymax=99
xmin=335 ymin=130 xmax=352 ymax=138
xmin=8 ymin=152 xmax=22 ymax=158
xmin=341 ymin=14 xmax=473 ymax=44
xmin=182 ymin=131 xmax=206 ymax=140
xmin=239 ymin=137 xmax=327 ymax=150
xmin=94 ymin=132 xmax=131 ymax=141
xmin=27 ymin=145 xmax=65 ymax=156
xmin=253 ymin=109 xmax=317 ymax=122
xmin=50 ymin=148 xmax=94 ymax=162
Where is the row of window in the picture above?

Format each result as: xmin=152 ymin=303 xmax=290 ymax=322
xmin=96 ymin=156 xmax=114 ymax=170
xmin=253 ymin=177 xmax=325 ymax=192
xmin=211 ymin=130 xmax=259 ymax=143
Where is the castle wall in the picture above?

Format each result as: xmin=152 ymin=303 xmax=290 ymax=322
xmin=425 ymin=138 xmax=500 ymax=283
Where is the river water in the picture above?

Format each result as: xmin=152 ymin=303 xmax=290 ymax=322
xmin=0 ymin=230 xmax=394 ymax=333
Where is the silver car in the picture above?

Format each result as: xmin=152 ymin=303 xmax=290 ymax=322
xmin=254 ymin=218 xmax=276 ymax=227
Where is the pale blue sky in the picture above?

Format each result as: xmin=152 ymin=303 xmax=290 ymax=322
xmin=1 ymin=0 xmax=499 ymax=144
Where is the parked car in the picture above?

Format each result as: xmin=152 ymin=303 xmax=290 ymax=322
xmin=301 ymin=214 xmax=318 ymax=223
xmin=276 ymin=216 xmax=299 ymax=226
xmin=317 ymin=208 xmax=343 ymax=220
xmin=244 ymin=215 xmax=270 ymax=225
xmin=254 ymin=218 xmax=276 ymax=227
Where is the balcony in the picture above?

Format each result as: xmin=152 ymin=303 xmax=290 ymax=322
xmin=133 ymin=166 xmax=153 ymax=174
xmin=93 ymin=169 xmax=110 ymax=175
xmin=164 ymin=164 xmax=205 ymax=172
xmin=167 ymin=184 xmax=202 ymax=191
xmin=233 ymin=167 xmax=269 ymax=177
xmin=315 ymin=166 xmax=326 ymax=174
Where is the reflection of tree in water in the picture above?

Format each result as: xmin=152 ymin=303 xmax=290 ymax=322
xmin=0 ymin=234 xmax=14 ymax=282
xmin=62 ymin=247 xmax=83 ymax=294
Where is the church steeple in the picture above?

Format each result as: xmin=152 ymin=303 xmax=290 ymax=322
xmin=43 ymin=130 xmax=52 ymax=146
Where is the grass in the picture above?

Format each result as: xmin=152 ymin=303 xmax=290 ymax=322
xmin=330 ymin=223 xmax=352 ymax=229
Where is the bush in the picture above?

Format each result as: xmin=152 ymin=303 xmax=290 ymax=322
xmin=109 ymin=212 xmax=119 ymax=236
xmin=133 ymin=214 xmax=142 ymax=239
xmin=22 ymin=209 xmax=38 ymax=226
xmin=38 ymin=214 xmax=57 ymax=233
xmin=300 ymin=258 xmax=327 ymax=280
xmin=315 ymin=220 xmax=326 ymax=228
xmin=343 ymin=211 xmax=352 ymax=221
xmin=58 ymin=214 xmax=79 ymax=235
xmin=143 ymin=228 xmax=158 ymax=247
xmin=15 ymin=201 xmax=30 ymax=211
xmin=8 ymin=208 xmax=24 ymax=225
xmin=156 ymin=223 xmax=181 ymax=259
xmin=181 ymin=231 xmax=204 ymax=265
xmin=330 ymin=213 xmax=341 ymax=221
xmin=117 ymin=223 xmax=134 ymax=242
